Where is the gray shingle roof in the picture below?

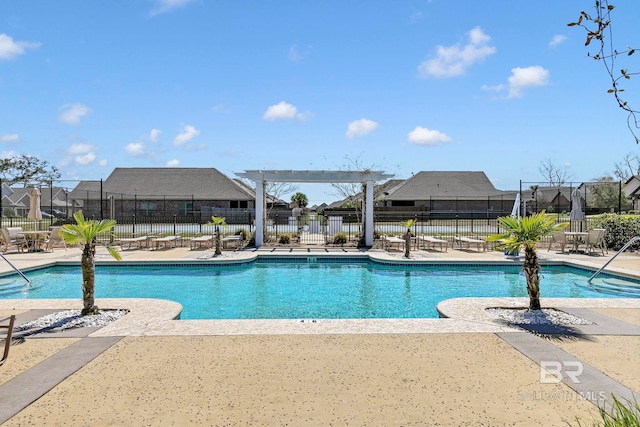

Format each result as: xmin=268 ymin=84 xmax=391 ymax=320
xmin=383 ymin=171 xmax=501 ymax=200
xmin=103 ymin=168 xmax=253 ymax=200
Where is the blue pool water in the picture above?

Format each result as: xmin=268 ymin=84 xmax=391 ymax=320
xmin=0 ymin=259 xmax=636 ymax=319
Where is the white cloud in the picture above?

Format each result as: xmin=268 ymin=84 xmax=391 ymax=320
xmin=482 ymin=66 xmax=550 ymax=98
xmin=59 ymin=104 xmax=90 ymax=125
xmin=75 ymin=152 xmax=96 ymax=165
xmin=166 ymin=159 xmax=180 ymax=167
xmin=507 ymin=66 xmax=550 ymax=98
xmin=0 ymin=33 xmax=41 ymax=61
xmin=149 ymin=129 xmax=161 ymax=143
xmin=0 ymin=134 xmax=19 ymax=143
xmin=288 ymin=44 xmax=312 ymax=62
xmin=549 ymin=34 xmax=567 ymax=47
xmin=68 ymin=143 xmax=93 ymax=155
xmin=125 ymin=141 xmax=145 ymax=156
xmin=173 ymin=125 xmax=200 ymax=146
xmin=418 ymin=26 xmax=496 ymax=78
xmin=346 ymin=119 xmax=379 ymax=139
xmin=407 ymin=126 xmax=452 ymax=146
xmin=99 ymin=159 xmax=108 ymax=167
xmin=67 ymin=143 xmax=96 ymax=165
xmin=262 ymin=101 xmax=312 ymax=122
xmin=150 ymin=0 xmax=195 ymax=16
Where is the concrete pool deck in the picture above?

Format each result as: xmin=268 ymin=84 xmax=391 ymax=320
xmin=0 ymin=245 xmax=639 ymax=425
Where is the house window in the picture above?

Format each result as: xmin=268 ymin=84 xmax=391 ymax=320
xmin=230 ymin=201 xmax=249 ymax=209
xmin=140 ymin=203 xmax=156 ymax=216
xmin=178 ymin=203 xmax=193 ymax=216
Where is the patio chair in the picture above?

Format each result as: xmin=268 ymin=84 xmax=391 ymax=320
xmin=1 ymin=314 xmax=16 ymax=367
xmin=547 ymin=230 xmax=568 ymax=253
xmin=0 ymin=228 xmax=26 ymax=253
xmin=44 ymin=226 xmax=67 ymax=251
xmin=585 ymin=228 xmax=607 ymax=255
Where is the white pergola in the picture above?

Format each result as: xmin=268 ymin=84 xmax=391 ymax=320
xmin=235 ymin=170 xmax=393 ymax=247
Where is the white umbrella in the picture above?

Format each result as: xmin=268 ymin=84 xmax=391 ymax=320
xmin=27 ymin=187 xmax=43 ymax=225
xmin=510 ymin=193 xmax=521 ymax=218
xmin=569 ymin=188 xmax=585 ymax=231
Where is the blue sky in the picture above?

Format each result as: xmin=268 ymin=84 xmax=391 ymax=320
xmin=2 ymin=0 xmax=639 ymax=205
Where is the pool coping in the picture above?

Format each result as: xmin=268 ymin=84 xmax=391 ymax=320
xmin=1 ymin=251 xmax=639 ymax=337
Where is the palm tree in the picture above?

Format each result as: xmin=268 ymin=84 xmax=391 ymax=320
xmin=208 ymin=216 xmax=227 ymax=255
xmin=403 ymin=218 xmax=416 ymax=258
xmin=290 ymin=192 xmax=308 ymax=209
xmin=59 ymin=211 xmax=121 ymax=315
xmin=486 ymin=211 xmax=566 ymax=310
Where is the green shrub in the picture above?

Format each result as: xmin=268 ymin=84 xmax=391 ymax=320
xmin=279 ymin=234 xmax=291 ymax=244
xmin=332 ymin=232 xmax=348 ymax=245
xmin=235 ymin=228 xmax=249 ymax=239
xmin=590 ymin=213 xmax=640 ymax=251
xmin=573 ymin=394 xmax=640 ymax=426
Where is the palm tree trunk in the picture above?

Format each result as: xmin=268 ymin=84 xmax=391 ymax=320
xmin=215 ymin=227 xmax=222 ymax=255
xmin=404 ymin=229 xmax=411 ymax=258
xmin=80 ymin=242 xmax=98 ymax=315
xmin=523 ymin=246 xmax=541 ymax=310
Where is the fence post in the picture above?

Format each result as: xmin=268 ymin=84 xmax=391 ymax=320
xmin=173 ymin=214 xmax=177 ymax=236
xmin=132 ymin=215 xmax=136 ymax=237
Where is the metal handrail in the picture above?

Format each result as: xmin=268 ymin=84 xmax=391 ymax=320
xmin=0 ymin=253 xmax=30 ymax=286
xmin=588 ymin=236 xmax=640 ymax=283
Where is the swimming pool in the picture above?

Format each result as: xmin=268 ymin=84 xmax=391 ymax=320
xmin=0 ymin=258 xmax=637 ymax=319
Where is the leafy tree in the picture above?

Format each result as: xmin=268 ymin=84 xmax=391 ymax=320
xmin=590 ymin=176 xmax=630 ymax=210
xmin=569 ymin=1 xmax=639 ymax=143
xmin=290 ymin=192 xmax=308 ymax=209
xmin=207 ymin=215 xmax=227 ymax=255
xmin=486 ymin=212 xmax=567 ymax=310
xmin=0 ymin=155 xmax=61 ymax=187
xmin=59 ymin=212 xmax=121 ymax=315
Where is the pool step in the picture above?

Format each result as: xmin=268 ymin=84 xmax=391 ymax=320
xmin=576 ymin=278 xmax=640 ymax=297
xmin=0 ymin=278 xmax=41 ymax=297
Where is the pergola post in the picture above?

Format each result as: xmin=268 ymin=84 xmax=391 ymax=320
xmin=364 ymin=179 xmax=374 ymax=246
xmin=255 ymin=178 xmax=264 ymax=247
xmin=236 ymin=170 xmax=393 ymax=249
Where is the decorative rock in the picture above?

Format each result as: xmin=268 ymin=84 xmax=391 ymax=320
xmin=16 ymin=309 xmax=129 ymax=331
xmin=486 ymin=308 xmax=594 ymax=325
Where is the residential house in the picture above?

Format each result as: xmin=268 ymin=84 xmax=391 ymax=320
xmin=377 ymin=171 xmax=516 ymax=215
xmin=69 ymin=168 xmax=256 ymax=220
xmin=1 ymin=185 xmax=72 ymax=217
xmin=624 ymin=175 xmax=640 ymax=211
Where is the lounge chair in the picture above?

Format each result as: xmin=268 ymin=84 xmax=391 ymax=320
xmin=222 ymin=235 xmax=242 ymax=250
xmin=119 ymin=235 xmax=151 ymax=250
xmin=1 ymin=314 xmax=16 ymax=367
xmin=585 ymin=228 xmax=607 ymax=255
xmin=189 ymin=235 xmax=214 ymax=249
xmin=382 ymin=235 xmax=406 ymax=251
xmin=418 ymin=235 xmax=448 ymax=252
xmin=547 ymin=230 xmax=568 ymax=253
xmin=453 ymin=235 xmax=487 ymax=251
xmin=151 ymin=235 xmax=181 ymax=250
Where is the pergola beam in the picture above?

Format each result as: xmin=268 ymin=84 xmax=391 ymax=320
xmin=235 ymin=170 xmax=393 ymax=247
